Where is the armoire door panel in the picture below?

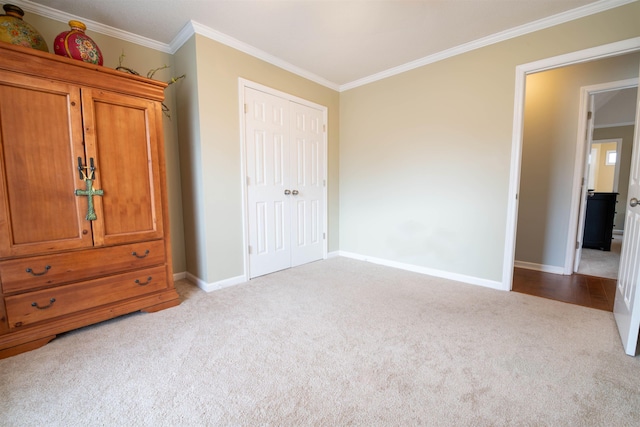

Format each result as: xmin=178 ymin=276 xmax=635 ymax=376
xmin=81 ymin=89 xmax=164 ymax=246
xmin=0 ymin=71 xmax=92 ymax=257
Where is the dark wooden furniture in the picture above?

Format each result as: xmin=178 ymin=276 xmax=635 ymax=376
xmin=582 ymin=192 xmax=618 ymax=251
xmin=0 ymin=43 xmax=180 ymax=358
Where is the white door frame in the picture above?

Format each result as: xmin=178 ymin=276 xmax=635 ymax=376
xmin=502 ymin=37 xmax=640 ymax=291
xmin=238 ymin=78 xmax=329 ymax=279
xmin=570 ymin=81 xmax=637 ymax=275
xmin=572 ymin=92 xmax=596 ymax=273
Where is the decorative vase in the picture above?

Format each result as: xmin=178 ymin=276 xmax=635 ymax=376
xmin=54 ymin=20 xmax=103 ymax=65
xmin=0 ymin=4 xmax=49 ymax=52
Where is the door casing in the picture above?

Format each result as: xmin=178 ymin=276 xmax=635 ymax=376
xmin=571 ymin=81 xmax=637 ymax=275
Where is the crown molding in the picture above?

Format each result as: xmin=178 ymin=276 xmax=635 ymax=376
xmin=14 ymin=0 xmax=172 ymax=53
xmin=14 ymin=0 xmax=637 ymax=92
xmin=171 ymin=21 xmax=340 ymax=91
xmin=15 ymin=0 xmax=339 ymax=90
xmin=595 ymin=121 xmax=636 ymax=129
xmin=169 ymin=20 xmax=197 ymax=54
xmin=339 ymin=0 xmax=638 ymax=91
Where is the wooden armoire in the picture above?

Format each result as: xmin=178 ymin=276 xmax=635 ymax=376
xmin=0 ymin=43 xmax=180 ymax=358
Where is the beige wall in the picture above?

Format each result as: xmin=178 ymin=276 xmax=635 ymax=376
xmin=594 ymin=141 xmax=617 ymax=192
xmin=340 ymin=2 xmax=640 ymax=282
xmin=175 ymin=35 xmax=340 ymax=284
xmin=173 ymin=37 xmax=203 ymax=279
xmin=22 ymin=1 xmax=640 ymax=286
xmin=24 ymin=12 xmax=187 ymax=274
xmin=517 ymin=54 xmax=639 ymax=269
xmin=593 ymin=126 xmax=636 ymax=233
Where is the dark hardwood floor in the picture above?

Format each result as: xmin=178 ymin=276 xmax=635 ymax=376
xmin=512 ymin=267 xmax=616 ymax=312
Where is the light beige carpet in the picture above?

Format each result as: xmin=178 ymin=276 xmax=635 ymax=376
xmin=578 ymin=235 xmax=622 ymax=279
xmin=1 ymin=257 xmax=639 ymax=426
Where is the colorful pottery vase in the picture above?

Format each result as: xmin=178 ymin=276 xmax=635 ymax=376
xmin=54 ymin=20 xmax=103 ymax=65
xmin=0 ymin=4 xmax=49 ymax=52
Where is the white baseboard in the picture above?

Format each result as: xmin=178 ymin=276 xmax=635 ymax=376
xmin=337 ymin=251 xmax=505 ymax=291
xmin=173 ymin=271 xmax=187 ymax=281
xmin=184 ymin=272 xmax=248 ymax=293
xmin=177 ymin=252 xmax=507 ymax=292
xmin=514 ymin=260 xmax=565 ymax=275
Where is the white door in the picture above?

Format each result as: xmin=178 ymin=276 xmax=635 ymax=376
xmin=290 ymin=101 xmax=325 ymax=267
xmin=245 ymin=88 xmax=291 ymax=277
xmin=244 ymin=87 xmax=325 ymax=278
xmin=614 ymin=65 xmax=640 ymax=356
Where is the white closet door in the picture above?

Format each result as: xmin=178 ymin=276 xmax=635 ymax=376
xmin=245 ymin=88 xmax=291 ymax=278
xmin=290 ymin=101 xmax=325 ymax=267
xmin=244 ymin=87 xmax=326 ymax=278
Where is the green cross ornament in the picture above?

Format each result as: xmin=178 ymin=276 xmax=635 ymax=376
xmin=75 ymin=178 xmax=103 ymax=221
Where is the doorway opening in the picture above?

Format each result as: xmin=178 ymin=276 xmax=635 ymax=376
xmin=513 ymin=75 xmax=638 ymax=311
xmin=504 ymin=39 xmax=640 ymax=311
xmin=574 ymin=84 xmax=638 ymax=282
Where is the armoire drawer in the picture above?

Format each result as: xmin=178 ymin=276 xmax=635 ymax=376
xmin=0 ymin=240 xmax=166 ymax=294
xmin=4 ymin=265 xmax=167 ymax=329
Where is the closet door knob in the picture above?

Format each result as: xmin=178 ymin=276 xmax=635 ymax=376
xmin=630 ymin=198 xmax=639 ymax=207
xmin=292 ymin=190 xmax=299 ymax=195
xmin=284 ymin=189 xmax=291 ymax=195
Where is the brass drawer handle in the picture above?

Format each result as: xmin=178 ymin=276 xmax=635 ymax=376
xmin=131 ymin=250 xmax=150 ymax=259
xmin=26 ymin=265 xmax=51 ymax=276
xmin=31 ymin=298 xmax=56 ymax=310
xmin=135 ymin=276 xmax=152 ymax=286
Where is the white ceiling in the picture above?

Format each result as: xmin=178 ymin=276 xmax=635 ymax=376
xmin=15 ymin=0 xmax=631 ymax=89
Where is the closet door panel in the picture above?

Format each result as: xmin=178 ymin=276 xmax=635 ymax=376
xmin=245 ymin=88 xmax=292 ymax=278
xmin=289 ymin=101 xmax=324 ymax=267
